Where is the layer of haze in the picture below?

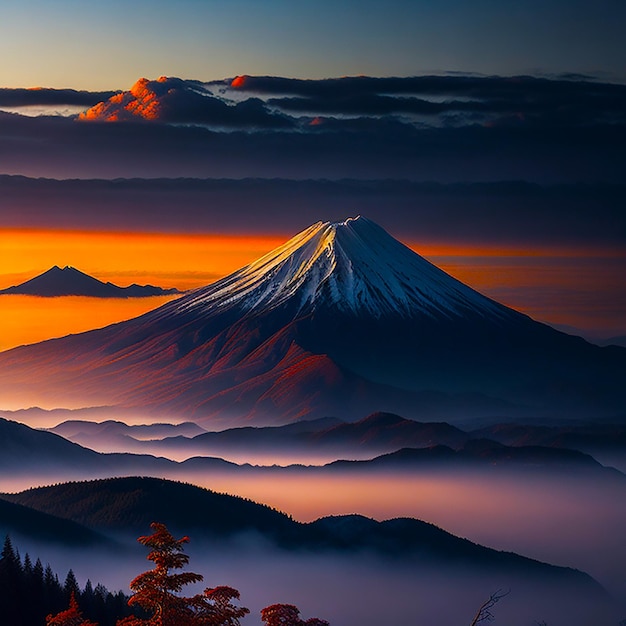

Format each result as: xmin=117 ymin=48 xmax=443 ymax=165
xmin=2 ymin=468 xmax=624 ymax=622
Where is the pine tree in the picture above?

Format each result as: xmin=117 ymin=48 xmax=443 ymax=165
xmin=64 ymin=569 xmax=80 ymax=601
xmin=117 ymin=522 xmax=203 ymax=626
xmin=0 ymin=535 xmax=25 ymax=625
xmin=45 ymin=563 xmax=65 ymax=616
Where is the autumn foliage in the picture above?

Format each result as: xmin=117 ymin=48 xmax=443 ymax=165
xmin=46 ymin=592 xmax=98 ymax=626
xmin=41 ymin=521 xmax=325 ymax=626
xmin=117 ymin=522 xmax=203 ymax=626
xmin=260 ymin=604 xmax=329 ymax=626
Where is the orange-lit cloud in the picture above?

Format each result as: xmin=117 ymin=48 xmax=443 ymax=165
xmin=230 ymin=75 xmax=248 ymax=88
xmin=79 ymin=78 xmax=164 ymax=122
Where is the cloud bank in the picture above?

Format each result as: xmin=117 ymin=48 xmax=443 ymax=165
xmin=0 ymin=73 xmax=623 ymax=183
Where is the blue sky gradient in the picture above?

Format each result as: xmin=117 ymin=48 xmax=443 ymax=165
xmin=1 ymin=0 xmax=625 ymax=89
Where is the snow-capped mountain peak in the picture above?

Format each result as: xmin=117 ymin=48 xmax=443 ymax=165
xmin=173 ymin=215 xmax=510 ymax=320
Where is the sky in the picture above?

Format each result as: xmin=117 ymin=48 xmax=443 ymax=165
xmin=0 ymin=0 xmax=624 ymax=347
xmin=1 ymin=0 xmax=625 ymax=89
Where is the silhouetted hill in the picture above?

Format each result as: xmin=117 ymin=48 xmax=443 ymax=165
xmin=0 ymin=476 xmax=604 ymax=591
xmin=470 ymin=422 xmax=626 ymax=471
xmin=0 ymin=497 xmax=108 ymax=546
xmin=49 ymin=419 xmax=206 ymax=451
xmin=3 ymin=417 xmax=623 ymax=487
xmin=322 ymin=441 xmax=625 ymax=480
xmin=0 ymin=417 xmax=223 ymax=474
xmin=0 ymin=265 xmax=181 ymax=297
xmin=125 ymin=412 xmax=468 ymax=459
xmin=3 ymin=477 xmax=294 ymax=539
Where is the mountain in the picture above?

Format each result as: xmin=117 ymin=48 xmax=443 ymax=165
xmin=471 ymin=422 xmax=626 ymax=471
xmin=321 ymin=441 xmax=626 ymax=480
xmin=0 ymin=497 xmax=107 ymax=547
xmin=0 ymin=265 xmax=181 ymax=297
xmin=0 ymin=416 xmax=219 ymax=475
xmin=0 ymin=217 xmax=624 ymax=425
xmin=49 ymin=419 xmax=206 ymax=452
xmin=91 ymin=413 xmax=466 ymax=462
xmin=0 ymin=476 xmax=602 ymax=588
xmin=4 ymin=416 xmax=621 ymax=487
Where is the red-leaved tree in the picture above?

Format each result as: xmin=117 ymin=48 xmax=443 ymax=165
xmin=46 ymin=591 xmax=98 ymax=626
xmin=192 ymin=585 xmax=249 ymax=625
xmin=117 ymin=522 xmax=203 ymax=626
xmin=260 ymin=603 xmax=329 ymax=626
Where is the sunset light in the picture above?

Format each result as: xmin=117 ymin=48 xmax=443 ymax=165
xmin=1 ymin=3 xmax=624 ymax=625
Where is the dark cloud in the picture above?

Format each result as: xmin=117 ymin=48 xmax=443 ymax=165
xmin=0 ymin=108 xmax=624 ymax=183
xmin=0 ymin=88 xmax=118 ymax=108
xmin=0 ymin=73 xmax=624 ymax=185
xmin=233 ymin=74 xmax=626 ymax=127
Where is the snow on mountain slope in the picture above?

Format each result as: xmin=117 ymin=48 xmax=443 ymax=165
xmin=168 ymin=216 xmax=511 ymax=321
xmin=0 ymin=216 xmax=624 ymax=425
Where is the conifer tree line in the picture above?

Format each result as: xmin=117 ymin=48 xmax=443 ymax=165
xmin=0 ymin=524 xmax=330 ymax=626
xmin=0 ymin=535 xmax=130 ymax=626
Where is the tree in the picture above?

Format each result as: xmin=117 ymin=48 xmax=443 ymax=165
xmin=0 ymin=535 xmax=26 ymax=625
xmin=46 ymin=591 xmax=98 ymax=626
xmin=260 ymin=603 xmax=329 ymax=626
xmin=192 ymin=586 xmax=249 ymax=626
xmin=261 ymin=604 xmax=302 ymax=626
xmin=117 ymin=522 xmax=203 ymax=626
xmin=64 ymin=569 xmax=81 ymax=600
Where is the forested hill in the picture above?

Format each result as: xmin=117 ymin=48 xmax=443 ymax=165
xmin=1 ymin=477 xmax=604 ymax=589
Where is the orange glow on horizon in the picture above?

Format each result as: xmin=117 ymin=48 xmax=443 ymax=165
xmin=1 ymin=228 xmax=623 ymax=352
xmin=1 ymin=229 xmax=285 ymax=351
xmin=0 ymin=228 xmax=284 ymax=291
xmin=0 ymin=295 xmax=179 ymax=353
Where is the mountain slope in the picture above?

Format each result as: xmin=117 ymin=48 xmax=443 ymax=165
xmin=0 ymin=497 xmax=107 ymax=547
xmin=0 ymin=217 xmax=624 ymax=424
xmin=0 ymin=265 xmax=181 ymax=297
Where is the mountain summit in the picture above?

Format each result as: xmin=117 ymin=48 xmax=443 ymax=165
xmin=0 ymin=217 xmax=624 ymax=424
xmin=176 ymin=216 xmax=509 ymax=320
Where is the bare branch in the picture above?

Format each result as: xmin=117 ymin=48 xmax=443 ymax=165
xmin=469 ymin=589 xmax=510 ymax=626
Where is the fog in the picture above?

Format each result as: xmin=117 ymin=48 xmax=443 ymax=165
xmin=6 ymin=533 xmax=621 ymax=626
xmin=2 ymin=465 xmax=625 ymax=609
xmin=170 ymin=468 xmax=625 ymax=601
